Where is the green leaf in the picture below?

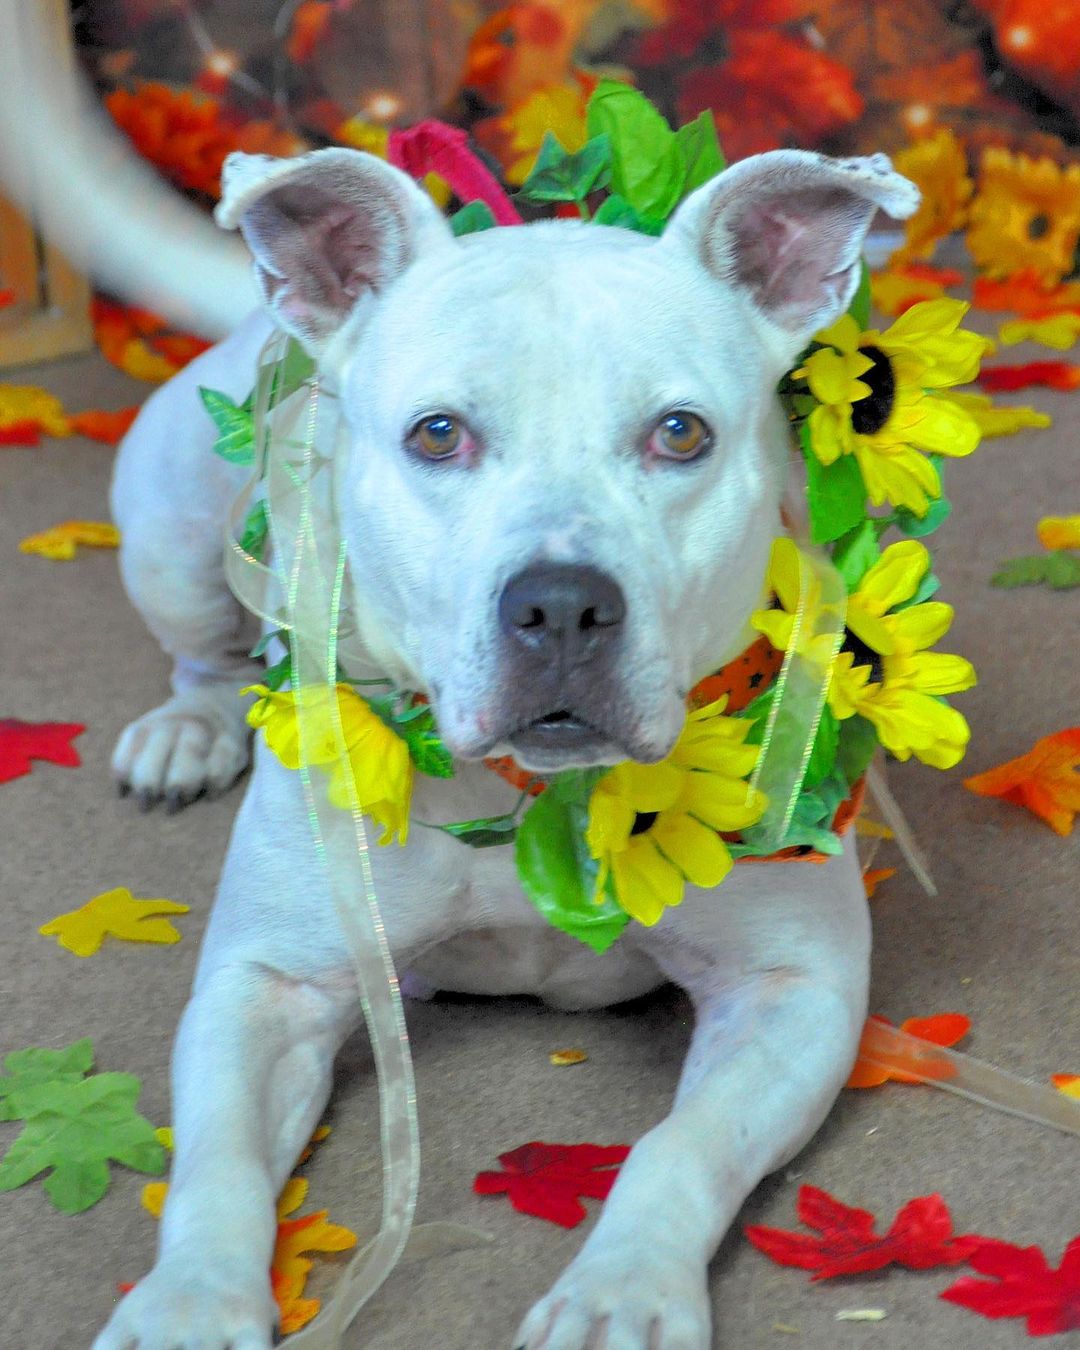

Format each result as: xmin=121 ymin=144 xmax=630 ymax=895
xmin=592 ymin=193 xmax=665 ymax=235
xmin=893 ymin=494 xmax=952 ymax=538
xmin=239 ymin=499 xmax=269 ymax=560
xmin=262 ymin=654 xmax=291 ymax=691
xmin=0 ymin=1069 xmax=165 ymax=1214
xmin=893 ymin=570 xmax=941 ymax=611
xmin=199 ymin=387 xmax=255 ymax=465
xmin=991 ymin=551 xmax=1080 ymax=589
xmin=515 ymin=789 xmax=628 ymax=953
xmin=836 ymin=713 xmax=878 ymax=787
xmin=249 ymin=627 xmax=287 ymax=660
xmin=517 ymin=132 xmax=612 ymax=204
xmin=847 ymin=259 xmax=871 ymax=329
xmin=0 ymin=1039 xmax=94 ymax=1122
xmin=803 ymin=431 xmax=869 ymax=544
xmin=831 ymin=519 xmax=880 ymax=590
xmin=547 ymin=767 xmax=608 ymax=804
xmin=449 ymin=200 xmax=498 ymax=236
xmin=674 ymin=111 xmax=725 ymax=195
xmin=392 ymin=706 xmax=455 ymax=779
xmin=438 ymin=814 xmax=518 ymax=848
xmin=585 ymin=80 xmax=685 ymax=219
xmin=269 ymin=341 xmax=316 ymax=405
xmin=803 ymin=705 xmax=840 ymax=790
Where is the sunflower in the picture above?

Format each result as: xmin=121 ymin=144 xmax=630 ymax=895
xmin=967 ymin=148 xmax=1080 ymax=286
xmin=585 ymin=700 xmax=767 ymax=926
xmin=891 ymin=129 xmax=974 ymax=265
xmin=797 ymin=299 xmax=990 ymax=517
xmin=754 ymin=541 xmax=976 ymax=769
xmin=244 ymin=683 xmax=413 ymax=844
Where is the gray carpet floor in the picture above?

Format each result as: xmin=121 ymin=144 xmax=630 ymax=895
xmin=1 ymin=310 xmax=1078 ymax=1350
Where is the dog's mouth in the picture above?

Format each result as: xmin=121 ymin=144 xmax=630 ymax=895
xmin=505 ymin=708 xmax=618 ymax=768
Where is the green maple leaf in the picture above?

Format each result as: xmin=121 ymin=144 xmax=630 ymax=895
xmin=0 ymin=1039 xmax=94 ymax=1122
xmin=991 ymin=552 xmax=1080 ymax=590
xmin=0 ymin=1070 xmax=165 ymax=1213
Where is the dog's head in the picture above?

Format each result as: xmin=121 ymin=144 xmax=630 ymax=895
xmin=218 ymin=147 xmax=916 ymax=773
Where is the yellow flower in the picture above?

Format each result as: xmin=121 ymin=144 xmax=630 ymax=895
xmin=967 ymin=148 xmax=1080 ymax=285
xmin=949 ymin=391 xmax=1051 ymax=439
xmin=754 ymin=541 xmax=976 ymax=769
xmin=585 ymin=701 xmax=766 ymax=927
xmin=244 ymin=683 xmax=413 ymax=844
xmin=798 ymin=300 xmax=991 ymax=516
xmin=891 ymin=129 xmax=974 ymax=264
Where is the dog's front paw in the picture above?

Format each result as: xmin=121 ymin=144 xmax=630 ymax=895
xmin=514 ymin=1245 xmax=710 ymax=1350
xmin=113 ymin=686 xmax=252 ymax=811
xmin=93 ymin=1258 xmax=276 ymax=1350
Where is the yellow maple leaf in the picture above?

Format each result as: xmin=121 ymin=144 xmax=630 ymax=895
xmin=0 ymin=383 xmax=71 ymax=437
xmin=999 ymin=313 xmax=1080 ymax=350
xmin=116 ymin=337 xmax=181 ymax=383
xmin=38 ymin=887 xmax=189 ymax=957
xmin=949 ymin=392 xmax=1052 ymax=439
xmin=1052 ymin=1073 xmax=1080 ymax=1100
xmin=496 ymin=84 xmax=589 ymax=185
xmin=1038 ymin=515 xmax=1080 ymax=550
xmin=19 ymin=521 xmax=121 ymax=561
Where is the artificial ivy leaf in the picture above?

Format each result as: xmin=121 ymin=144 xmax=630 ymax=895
xmin=831 ymin=519 xmax=880 ymax=590
xmin=268 ymin=341 xmax=316 ymax=405
xmin=393 ymin=707 xmax=454 ymax=779
xmin=439 ymin=814 xmax=518 ymax=848
xmin=893 ymin=569 xmax=941 ymax=610
xmin=893 ymin=494 xmax=952 ymax=538
xmin=515 ymin=790 xmax=628 ymax=953
xmin=803 ymin=706 xmax=840 ymax=790
xmin=262 ymin=654 xmax=292 ymax=691
xmin=591 ymin=193 xmax=665 ymax=235
xmin=249 ymin=627 xmax=287 ymax=660
xmin=847 ymin=259 xmax=871 ymax=329
xmin=674 ymin=111 xmax=725 ymax=196
xmin=585 ymin=80 xmax=685 ymax=220
xmin=517 ymin=132 xmax=612 ymax=204
xmin=991 ymin=552 xmax=1080 ymax=590
xmin=0 ymin=1039 xmax=94 ymax=1122
xmin=803 ymin=432 xmax=868 ymax=544
xmin=239 ymin=498 xmax=269 ymax=560
xmin=836 ymin=714 xmax=878 ymax=787
xmin=198 ymin=387 xmax=255 ymax=465
xmin=0 ymin=1070 xmax=165 ymax=1213
xmin=449 ymin=200 xmax=497 ymax=236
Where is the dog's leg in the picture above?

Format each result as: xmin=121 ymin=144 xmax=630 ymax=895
xmin=515 ymin=840 xmax=870 ymax=1350
xmin=110 ymin=312 xmax=273 ymax=809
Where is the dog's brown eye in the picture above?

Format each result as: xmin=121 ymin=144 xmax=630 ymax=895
xmin=653 ymin=411 xmax=710 ymax=460
xmin=413 ymin=415 xmax=462 ymax=460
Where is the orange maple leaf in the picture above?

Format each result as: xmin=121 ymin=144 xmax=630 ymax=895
xmin=272 ymin=1178 xmax=356 ymax=1333
xmin=68 ymin=408 xmax=141 ymax=445
xmin=972 ymin=270 xmax=1080 ymax=316
xmin=964 ymin=729 xmax=1080 ymax=837
xmin=862 ymin=867 xmax=897 ymax=899
xmin=846 ymin=1012 xmax=970 ymax=1088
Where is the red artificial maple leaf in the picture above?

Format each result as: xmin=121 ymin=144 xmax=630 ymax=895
xmin=979 ymin=362 xmax=1080 ymax=393
xmin=473 ymin=1141 xmax=629 ymax=1228
xmin=940 ymin=1236 xmax=1080 ymax=1336
xmin=0 ymin=719 xmax=85 ymax=784
xmin=745 ymin=1185 xmax=984 ymax=1280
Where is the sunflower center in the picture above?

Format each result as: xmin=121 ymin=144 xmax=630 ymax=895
xmin=849 ymin=345 xmax=896 ymax=436
xmin=630 ymin=811 xmax=659 ymax=836
xmin=841 ymin=628 xmax=884 ymax=684
xmin=1028 ymin=212 xmax=1051 ymax=240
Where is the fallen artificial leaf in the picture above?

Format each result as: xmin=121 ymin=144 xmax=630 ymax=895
xmin=39 ymin=887 xmax=189 ymax=957
xmin=949 ymin=391 xmax=1052 ymax=438
xmin=0 ymin=1045 xmax=164 ymax=1213
xmin=847 ymin=1012 xmax=970 ymax=1089
xmin=940 ymin=1236 xmax=1080 ymax=1336
xmin=1052 ymin=1074 xmax=1080 ymax=1100
xmin=991 ymin=553 xmax=1080 ymax=590
xmin=286 ymin=0 xmax=333 ymax=64
xmin=835 ymin=1308 xmax=888 ymax=1321
xmin=871 ymin=267 xmax=946 ymax=317
xmin=0 ymin=288 xmax=14 ymax=307
xmin=863 ymin=868 xmax=896 ymax=899
xmin=999 ymin=314 xmax=1080 ymax=350
xmin=0 ymin=419 xmax=44 ymax=446
xmin=0 ymin=719 xmax=84 ymax=784
xmin=473 ymin=1140 xmax=629 ymax=1228
xmin=1038 ymin=515 xmax=1080 ymax=550
xmin=91 ymin=297 xmax=211 ymax=384
xmin=854 ymin=817 xmax=894 ymax=840
xmin=549 ymin=1048 xmax=588 ymax=1066
xmin=19 ymin=521 xmax=120 ymax=561
xmin=0 ymin=1038 xmax=95 ymax=1120
xmin=0 ymin=383 xmax=71 ymax=441
xmin=296 ymin=1123 xmax=331 ymax=1165
xmin=745 ymin=1185 xmax=982 ymax=1281
xmin=978 ymin=361 xmax=1080 ymax=392
xmin=67 ymin=408 xmax=140 ymax=445
xmin=972 ymin=271 xmax=1080 ymax=316
xmin=964 ymin=729 xmax=1080 ymax=837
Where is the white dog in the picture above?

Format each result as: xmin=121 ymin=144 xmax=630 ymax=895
xmin=89 ymin=145 xmax=917 ymax=1350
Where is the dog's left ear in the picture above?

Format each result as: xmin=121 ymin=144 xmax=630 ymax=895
xmin=214 ymin=147 xmax=452 ymax=354
xmin=663 ymin=150 xmax=918 ymax=355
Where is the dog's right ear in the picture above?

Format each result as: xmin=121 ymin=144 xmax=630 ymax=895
xmin=215 ymin=148 xmax=452 ymax=355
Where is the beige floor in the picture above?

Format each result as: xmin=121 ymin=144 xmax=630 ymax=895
xmin=1 ymin=319 xmax=1078 ymax=1350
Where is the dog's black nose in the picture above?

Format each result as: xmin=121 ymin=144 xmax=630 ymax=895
xmin=498 ymin=563 xmax=626 ymax=665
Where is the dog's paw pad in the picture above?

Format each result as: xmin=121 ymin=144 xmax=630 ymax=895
xmin=113 ymin=688 xmax=252 ymax=808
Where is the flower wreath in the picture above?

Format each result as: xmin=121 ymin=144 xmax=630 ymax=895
xmin=205 ymin=82 xmax=986 ymax=956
